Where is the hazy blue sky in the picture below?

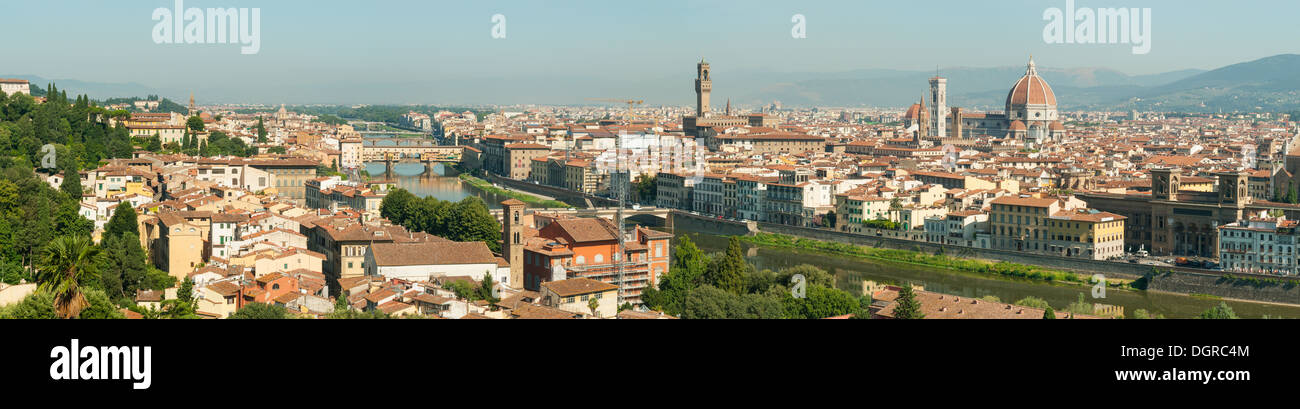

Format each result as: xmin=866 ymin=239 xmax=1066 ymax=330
xmin=4 ymin=0 xmax=1298 ymax=104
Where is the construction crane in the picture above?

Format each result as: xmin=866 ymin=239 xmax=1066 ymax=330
xmin=585 ymin=97 xmax=647 ymax=307
xmin=586 ymin=98 xmax=644 ymax=124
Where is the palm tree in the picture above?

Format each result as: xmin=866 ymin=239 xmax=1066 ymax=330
xmin=35 ymin=235 xmax=104 ymax=319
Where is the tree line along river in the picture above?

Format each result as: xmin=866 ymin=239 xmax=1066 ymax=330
xmin=676 ymin=231 xmax=1300 ymax=319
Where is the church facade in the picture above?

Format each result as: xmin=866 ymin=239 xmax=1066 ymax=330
xmin=903 ymin=57 xmax=1066 ymax=146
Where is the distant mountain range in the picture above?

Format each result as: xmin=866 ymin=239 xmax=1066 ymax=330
xmin=6 ymin=54 xmax=1300 ymax=112
xmin=729 ymin=54 xmax=1300 ymax=113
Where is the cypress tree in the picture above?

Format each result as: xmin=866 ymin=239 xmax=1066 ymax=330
xmin=893 ymin=284 xmax=925 ymax=319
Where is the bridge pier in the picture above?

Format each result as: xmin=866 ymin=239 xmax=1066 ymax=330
xmin=384 ymin=158 xmax=395 ymax=176
xmin=420 ymin=160 xmax=437 ymax=178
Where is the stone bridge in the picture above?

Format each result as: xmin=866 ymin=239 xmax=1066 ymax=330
xmin=362 ymin=139 xmax=465 ymax=175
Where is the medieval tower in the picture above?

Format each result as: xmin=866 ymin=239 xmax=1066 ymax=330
xmin=695 ymin=60 xmax=712 ymax=118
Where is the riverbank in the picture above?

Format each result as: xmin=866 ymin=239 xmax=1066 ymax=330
xmin=740 ymin=233 xmax=1134 ymax=289
xmin=458 ymin=173 xmax=571 ymax=208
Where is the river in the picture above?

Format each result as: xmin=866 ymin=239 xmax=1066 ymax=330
xmin=362 ymin=161 xmax=513 ymax=208
xmin=372 ymin=151 xmax=1300 ymax=318
xmin=677 ymin=231 xmax=1300 ymax=319
xmin=361 ymin=134 xmax=513 ymax=207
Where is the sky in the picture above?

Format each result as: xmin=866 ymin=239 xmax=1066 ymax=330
xmin=3 ymin=0 xmax=1299 ymax=104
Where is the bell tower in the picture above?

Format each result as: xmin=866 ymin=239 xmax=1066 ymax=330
xmin=501 ymin=199 xmax=526 ymax=289
xmin=1217 ymin=171 xmax=1250 ymax=206
xmin=1151 ymin=168 xmax=1180 ymax=201
xmin=695 ymin=59 xmax=712 ymax=118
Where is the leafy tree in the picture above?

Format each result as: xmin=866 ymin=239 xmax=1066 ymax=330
xmin=0 ymin=259 xmax=25 ymax=285
xmin=892 ymin=284 xmax=925 ymax=319
xmin=1043 ymin=307 xmax=1056 ymax=319
xmin=230 ymin=302 xmax=290 ymax=319
xmin=103 ymin=202 xmax=138 ymax=240
xmin=1064 ymin=293 xmax=1094 ymax=315
xmin=633 ymin=174 xmax=657 ymax=204
xmin=478 ymin=273 xmax=500 ymax=304
xmin=820 ymin=211 xmax=837 ymax=228
xmin=1131 ymin=309 xmax=1164 ymax=319
xmin=59 ymin=163 xmax=81 ymax=198
xmin=447 ymin=197 xmax=502 ymax=252
xmin=445 ymin=280 xmax=480 ymax=301
xmin=35 ymin=235 xmax=104 ymax=319
xmin=775 ymin=264 xmax=835 ymax=289
xmin=1199 ymin=302 xmax=1239 ymax=319
xmin=642 ymin=236 xmax=710 ymax=315
xmin=334 ymin=291 xmax=350 ymax=313
xmin=682 ymin=285 xmax=784 ymax=319
xmin=144 ymin=133 xmax=161 ymax=152
xmin=0 ymin=288 xmax=122 ymax=319
xmin=177 ymin=278 xmax=194 ymax=305
xmin=97 ymin=232 xmax=165 ymax=302
xmin=703 ymin=237 xmax=748 ymax=295
xmin=1014 ymin=296 xmax=1051 ymax=309
xmin=782 ymin=285 xmax=860 ymax=319
xmin=186 ymin=115 xmax=205 ymax=132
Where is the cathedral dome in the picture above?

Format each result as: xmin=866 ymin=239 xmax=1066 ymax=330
xmin=1005 ymin=57 xmax=1057 ymax=108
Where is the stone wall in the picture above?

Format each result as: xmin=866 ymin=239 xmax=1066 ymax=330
xmin=671 ymin=211 xmax=756 ymax=237
xmin=756 ymin=222 xmax=1155 ymax=278
xmin=1147 ymin=271 xmax=1300 ymax=305
xmin=753 ymin=222 xmax=1300 ymax=305
xmin=482 ymin=174 xmax=618 ymax=207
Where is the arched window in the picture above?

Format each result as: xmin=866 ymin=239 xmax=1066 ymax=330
xmin=575 ymin=255 xmax=586 ymax=265
xmin=272 ymin=284 xmax=280 ymax=290
xmin=594 ymin=254 xmax=603 ymax=264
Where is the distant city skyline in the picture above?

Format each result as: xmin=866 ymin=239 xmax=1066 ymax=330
xmin=4 ymin=0 xmax=1298 ymax=105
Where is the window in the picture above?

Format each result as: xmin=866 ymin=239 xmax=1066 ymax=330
xmin=576 ymin=255 xmax=585 ymax=265
xmin=272 ymin=284 xmax=280 ymax=290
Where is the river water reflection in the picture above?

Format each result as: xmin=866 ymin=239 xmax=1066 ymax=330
xmin=678 ymin=231 xmax=1300 ymax=319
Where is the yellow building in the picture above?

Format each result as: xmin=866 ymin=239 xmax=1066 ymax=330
xmin=151 ymin=213 xmax=206 ymax=279
xmin=1046 ymin=209 xmax=1127 ymax=260
xmin=990 ymin=195 xmax=1123 ymax=260
xmin=989 ymin=195 xmax=1066 ymax=252
xmin=834 ymin=194 xmax=890 ymax=233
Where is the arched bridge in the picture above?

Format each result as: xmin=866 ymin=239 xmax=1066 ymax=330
xmin=362 ymin=139 xmax=465 ymax=175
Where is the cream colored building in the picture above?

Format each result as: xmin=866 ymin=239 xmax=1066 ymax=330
xmin=539 ymin=278 xmax=619 ymax=318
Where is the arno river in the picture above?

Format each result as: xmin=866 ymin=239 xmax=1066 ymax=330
xmin=369 ymin=148 xmax=1300 ymax=318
